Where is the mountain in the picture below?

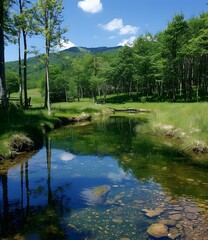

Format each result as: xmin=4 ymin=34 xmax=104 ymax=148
xmin=62 ymin=46 xmax=121 ymax=54
xmin=6 ymin=46 xmax=122 ymax=88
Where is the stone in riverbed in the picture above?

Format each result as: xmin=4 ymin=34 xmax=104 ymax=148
xmin=81 ymin=185 xmax=110 ymax=205
xmin=147 ymin=223 xmax=168 ymax=238
xmin=142 ymin=208 xmax=164 ymax=218
xmin=168 ymin=227 xmax=181 ymax=240
xmin=159 ymin=219 xmax=177 ymax=227
xmin=169 ymin=213 xmax=182 ymax=221
xmin=112 ymin=217 xmax=123 ymax=224
xmin=92 ymin=185 xmax=110 ymax=198
xmin=186 ymin=213 xmax=198 ymax=220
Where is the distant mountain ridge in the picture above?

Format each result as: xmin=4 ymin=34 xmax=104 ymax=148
xmin=6 ymin=45 xmax=122 ymax=88
xmin=62 ymin=46 xmax=122 ymax=54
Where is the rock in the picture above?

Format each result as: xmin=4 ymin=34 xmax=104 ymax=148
xmin=105 ymin=199 xmax=115 ymax=205
xmin=169 ymin=213 xmax=182 ymax=221
xmin=142 ymin=208 xmax=164 ymax=218
xmin=147 ymin=223 xmax=168 ymax=238
xmin=81 ymin=185 xmax=110 ymax=205
xmin=168 ymin=227 xmax=181 ymax=240
xmin=174 ymin=207 xmax=183 ymax=211
xmin=112 ymin=217 xmax=123 ymax=224
xmin=92 ymin=185 xmax=110 ymax=198
xmin=164 ymin=196 xmax=173 ymax=202
xmin=186 ymin=213 xmax=198 ymax=220
xmin=114 ymin=194 xmax=122 ymax=201
xmin=184 ymin=206 xmax=199 ymax=213
xmin=159 ymin=219 xmax=177 ymax=227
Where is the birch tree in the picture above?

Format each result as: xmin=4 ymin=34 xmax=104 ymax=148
xmin=34 ymin=0 xmax=67 ymax=114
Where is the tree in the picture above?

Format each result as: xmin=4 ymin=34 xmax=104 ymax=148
xmin=48 ymin=65 xmax=70 ymax=102
xmin=115 ymin=46 xmax=135 ymax=96
xmin=34 ymin=0 xmax=67 ymax=114
xmin=134 ymin=34 xmax=158 ymax=98
xmin=0 ymin=0 xmax=9 ymax=108
xmin=5 ymin=70 xmax=19 ymax=97
xmin=161 ymin=14 xmax=189 ymax=101
xmin=13 ymin=0 xmax=34 ymax=107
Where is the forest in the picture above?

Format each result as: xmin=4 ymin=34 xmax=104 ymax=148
xmin=3 ymin=11 xmax=208 ymax=106
xmin=47 ymin=12 xmax=208 ymax=104
xmin=0 ymin=0 xmax=208 ymax=110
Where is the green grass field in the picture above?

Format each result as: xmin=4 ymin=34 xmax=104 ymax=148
xmin=3 ymin=89 xmax=208 ymax=164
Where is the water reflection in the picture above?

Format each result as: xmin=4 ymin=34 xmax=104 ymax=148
xmin=0 ymin=116 xmax=208 ymax=239
xmin=0 ymin=138 xmax=70 ymax=239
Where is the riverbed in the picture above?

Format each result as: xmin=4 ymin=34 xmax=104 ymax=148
xmin=1 ymin=116 xmax=208 ymax=239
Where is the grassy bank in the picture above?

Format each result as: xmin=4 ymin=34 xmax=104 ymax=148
xmin=2 ymin=89 xmax=208 ymax=166
xmin=105 ymin=101 xmax=208 ymax=165
xmin=142 ymin=102 xmax=208 ymax=164
xmin=0 ymin=92 xmax=109 ymax=160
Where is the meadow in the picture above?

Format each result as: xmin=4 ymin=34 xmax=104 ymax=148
xmin=1 ymin=88 xmax=208 ymax=165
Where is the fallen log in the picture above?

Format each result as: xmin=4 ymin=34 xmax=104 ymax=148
xmin=109 ymin=107 xmax=151 ymax=113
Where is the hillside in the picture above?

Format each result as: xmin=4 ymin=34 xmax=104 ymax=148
xmin=6 ymin=46 xmax=121 ymax=89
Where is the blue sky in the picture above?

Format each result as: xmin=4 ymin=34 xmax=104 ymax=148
xmin=5 ymin=0 xmax=208 ymax=62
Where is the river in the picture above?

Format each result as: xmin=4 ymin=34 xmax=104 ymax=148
xmin=0 ymin=116 xmax=208 ymax=239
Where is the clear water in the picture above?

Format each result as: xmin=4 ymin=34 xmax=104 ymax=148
xmin=1 ymin=116 xmax=208 ymax=240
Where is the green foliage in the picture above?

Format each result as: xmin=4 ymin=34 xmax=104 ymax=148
xmin=4 ymin=10 xmax=208 ymax=104
xmin=5 ymin=70 xmax=19 ymax=96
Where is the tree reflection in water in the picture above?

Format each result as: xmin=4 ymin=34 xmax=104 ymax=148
xmin=0 ymin=137 xmax=71 ymax=239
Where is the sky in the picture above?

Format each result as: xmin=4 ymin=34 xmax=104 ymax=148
xmin=5 ymin=0 xmax=208 ymax=62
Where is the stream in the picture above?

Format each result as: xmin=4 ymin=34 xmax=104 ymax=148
xmin=0 ymin=116 xmax=208 ymax=239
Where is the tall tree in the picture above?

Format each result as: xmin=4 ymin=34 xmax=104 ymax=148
xmin=13 ymin=0 xmax=35 ymax=108
xmin=161 ymin=14 xmax=189 ymax=101
xmin=134 ymin=34 xmax=158 ymax=98
xmin=34 ymin=0 xmax=67 ymax=114
xmin=115 ymin=46 xmax=135 ymax=96
xmin=0 ymin=0 xmax=9 ymax=108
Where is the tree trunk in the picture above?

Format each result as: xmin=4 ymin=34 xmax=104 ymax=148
xmin=0 ymin=0 xmax=8 ymax=108
xmin=18 ymin=30 xmax=23 ymax=106
xmin=46 ymin=44 xmax=51 ymax=115
xmin=23 ymin=29 xmax=28 ymax=108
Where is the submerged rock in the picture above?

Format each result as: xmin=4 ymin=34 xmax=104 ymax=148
xmin=168 ymin=227 xmax=181 ymax=240
xmin=169 ymin=213 xmax=182 ymax=221
xmin=142 ymin=208 xmax=164 ymax=218
xmin=185 ymin=213 xmax=198 ymax=220
xmin=92 ymin=185 xmax=111 ymax=198
xmin=159 ymin=219 xmax=177 ymax=227
xmin=147 ymin=223 xmax=168 ymax=238
xmin=81 ymin=185 xmax=110 ymax=205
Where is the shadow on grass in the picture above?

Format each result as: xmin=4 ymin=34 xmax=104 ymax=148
xmin=0 ymin=104 xmax=58 ymax=147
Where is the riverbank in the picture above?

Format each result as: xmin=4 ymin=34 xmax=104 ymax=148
xmin=0 ymin=103 xmax=110 ymax=161
xmin=1 ymin=99 xmax=208 ymax=168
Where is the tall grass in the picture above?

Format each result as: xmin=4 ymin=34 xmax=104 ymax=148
xmin=5 ymin=89 xmax=208 ymax=161
xmin=134 ymin=102 xmax=208 ymax=157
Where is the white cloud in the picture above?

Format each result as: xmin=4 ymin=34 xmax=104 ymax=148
xmin=102 ymin=18 xmax=139 ymax=35
xmin=60 ymin=152 xmax=76 ymax=161
xmin=119 ymin=25 xmax=139 ymax=35
xmin=56 ymin=39 xmax=75 ymax=51
xmin=78 ymin=0 xmax=103 ymax=14
xmin=103 ymin=18 xmax=123 ymax=31
xmin=117 ymin=36 xmax=137 ymax=47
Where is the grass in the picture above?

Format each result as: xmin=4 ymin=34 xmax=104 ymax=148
xmin=0 ymin=90 xmax=108 ymax=160
xmin=0 ymin=104 xmax=60 ymax=159
xmin=3 ymin=90 xmax=208 ymax=165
